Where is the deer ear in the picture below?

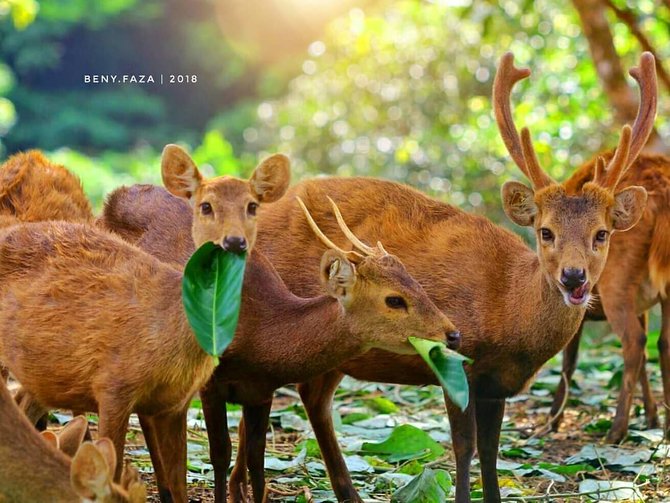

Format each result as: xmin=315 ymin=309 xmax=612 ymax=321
xmin=249 ymin=154 xmax=290 ymax=203
xmin=70 ymin=442 xmax=113 ymax=499
xmin=612 ymin=186 xmax=647 ymax=231
xmin=501 ymin=181 xmax=537 ymax=227
xmin=320 ymin=249 xmax=357 ymax=301
xmin=161 ymin=144 xmax=203 ymax=202
xmin=40 ymin=431 xmax=59 ymax=451
xmin=57 ymin=416 xmax=89 ymax=458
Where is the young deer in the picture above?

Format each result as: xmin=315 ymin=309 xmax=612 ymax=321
xmin=0 ymin=150 xmax=93 ymax=226
xmin=0 ymin=381 xmax=146 ymax=502
xmin=238 ymin=52 xmax=655 ymax=503
xmin=95 ymin=186 xmax=461 ymax=503
xmin=549 ymin=152 xmax=670 ymax=442
xmin=0 ymin=145 xmax=290 ymax=502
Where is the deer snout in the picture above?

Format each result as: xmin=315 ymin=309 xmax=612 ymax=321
xmin=560 ymin=267 xmax=586 ymax=291
xmin=222 ymin=236 xmax=248 ymax=254
xmin=446 ymin=330 xmax=461 ymax=350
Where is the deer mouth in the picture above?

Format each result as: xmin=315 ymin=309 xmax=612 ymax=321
xmin=564 ymin=283 xmax=590 ymax=306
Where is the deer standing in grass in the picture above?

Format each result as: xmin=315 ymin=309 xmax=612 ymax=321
xmin=549 ymin=151 xmax=670 ymax=443
xmin=0 ymin=145 xmax=290 ymax=502
xmin=95 ymin=53 xmax=656 ymax=502
xmin=0 ymin=381 xmax=146 ymax=502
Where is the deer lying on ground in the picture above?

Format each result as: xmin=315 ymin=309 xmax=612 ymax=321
xmin=92 ymin=53 xmax=656 ymax=502
xmin=96 ymin=185 xmax=461 ymax=502
xmin=0 ymin=145 xmax=291 ymax=502
xmin=548 ymin=151 xmax=670 ymax=442
xmin=0 ymin=381 xmax=146 ymax=502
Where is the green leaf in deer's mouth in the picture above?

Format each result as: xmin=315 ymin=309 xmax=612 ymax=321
xmin=182 ymin=242 xmax=247 ymax=357
xmin=408 ymin=337 xmax=471 ymax=411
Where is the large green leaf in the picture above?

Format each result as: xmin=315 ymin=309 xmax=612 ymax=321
xmin=182 ymin=242 xmax=247 ymax=357
xmin=409 ymin=337 xmax=471 ymax=412
xmin=392 ymin=467 xmax=452 ymax=503
xmin=360 ymin=424 xmax=444 ymax=463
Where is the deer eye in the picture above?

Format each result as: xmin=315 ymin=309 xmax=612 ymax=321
xmin=200 ymin=202 xmax=212 ymax=215
xmin=595 ymin=230 xmax=608 ymax=244
xmin=385 ymin=296 xmax=408 ymax=310
xmin=540 ymin=228 xmax=554 ymax=242
xmin=247 ymin=202 xmax=258 ymax=216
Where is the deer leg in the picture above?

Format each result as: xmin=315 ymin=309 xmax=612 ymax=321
xmin=659 ymin=295 xmax=670 ymax=439
xmin=229 ymin=417 xmax=249 ymax=502
xmin=14 ymin=387 xmax=49 ymax=431
xmin=607 ymin=310 xmax=646 ymax=443
xmin=150 ymin=409 xmax=188 ymax=503
xmin=637 ymin=313 xmax=659 ymax=429
xmin=200 ymin=381 xmax=232 ymax=503
xmin=298 ymin=371 xmax=359 ymax=502
xmin=445 ymin=391 xmax=476 ymax=503
xmin=138 ymin=414 xmax=171 ymax=502
xmin=550 ymin=320 xmax=584 ymax=431
xmin=475 ymin=398 xmax=504 ymax=503
xmin=97 ymin=399 xmax=133 ymax=482
xmin=242 ymin=401 xmax=272 ymax=503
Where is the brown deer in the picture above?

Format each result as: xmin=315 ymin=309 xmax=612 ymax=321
xmin=92 ymin=53 xmax=656 ymax=502
xmin=95 ymin=186 xmax=461 ymax=502
xmin=0 ymin=381 xmax=146 ymax=502
xmin=0 ymin=145 xmax=291 ymax=502
xmin=0 ymin=150 xmax=93 ymax=226
xmin=548 ymin=151 xmax=670 ymax=443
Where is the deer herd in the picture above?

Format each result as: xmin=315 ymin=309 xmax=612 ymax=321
xmin=0 ymin=51 xmax=667 ymax=503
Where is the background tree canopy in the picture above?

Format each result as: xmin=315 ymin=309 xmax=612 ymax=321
xmin=1 ymin=0 xmax=669 ymax=223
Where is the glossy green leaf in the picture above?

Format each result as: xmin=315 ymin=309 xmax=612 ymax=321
xmin=182 ymin=242 xmax=247 ymax=357
xmin=360 ymin=424 xmax=444 ymax=463
xmin=392 ymin=467 xmax=452 ymax=503
xmin=409 ymin=337 xmax=471 ymax=411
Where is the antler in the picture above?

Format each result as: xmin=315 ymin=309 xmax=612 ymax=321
xmin=326 ymin=197 xmax=387 ymax=257
xmin=598 ymin=52 xmax=657 ymax=191
xmin=493 ymin=52 xmax=555 ymax=190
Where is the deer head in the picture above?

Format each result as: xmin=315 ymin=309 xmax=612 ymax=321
xmin=494 ymin=52 xmax=656 ymax=307
xmin=161 ymin=145 xmax=290 ymax=253
xmin=297 ymin=196 xmax=462 ymax=353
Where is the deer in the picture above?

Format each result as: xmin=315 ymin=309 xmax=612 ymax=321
xmin=0 ymin=144 xmax=291 ymax=502
xmin=0 ymin=381 xmax=146 ymax=502
xmin=93 ymin=184 xmax=462 ymax=503
xmin=548 ymin=151 xmax=670 ymax=443
xmin=87 ymin=53 xmax=656 ymax=502
xmin=0 ymin=150 xmax=94 ymax=226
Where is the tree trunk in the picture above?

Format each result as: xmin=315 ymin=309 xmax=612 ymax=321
xmin=571 ymin=0 xmax=665 ymax=152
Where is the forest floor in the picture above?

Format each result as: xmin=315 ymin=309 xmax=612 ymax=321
xmin=42 ymin=324 xmax=670 ymax=502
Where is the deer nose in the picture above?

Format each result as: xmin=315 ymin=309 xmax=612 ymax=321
xmin=222 ymin=236 xmax=248 ymax=254
xmin=446 ymin=330 xmax=461 ymax=350
xmin=560 ymin=268 xmax=586 ymax=291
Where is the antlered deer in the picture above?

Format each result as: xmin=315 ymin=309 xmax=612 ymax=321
xmin=97 ymin=186 xmax=461 ymax=503
xmin=0 ymin=381 xmax=145 ymax=502
xmin=0 ymin=145 xmax=291 ymax=502
xmin=549 ymin=152 xmax=670 ymax=442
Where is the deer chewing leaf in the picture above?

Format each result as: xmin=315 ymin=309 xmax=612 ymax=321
xmin=182 ymin=242 xmax=247 ymax=357
xmin=408 ymin=337 xmax=471 ymax=411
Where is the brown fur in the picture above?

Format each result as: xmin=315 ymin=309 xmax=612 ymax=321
xmin=0 ymin=146 xmax=292 ymax=502
xmin=98 ymin=184 xmax=458 ymax=503
xmin=0 ymin=150 xmax=93 ymax=224
xmin=551 ymin=152 xmax=670 ymax=442
xmin=0 ymin=381 xmax=145 ymax=502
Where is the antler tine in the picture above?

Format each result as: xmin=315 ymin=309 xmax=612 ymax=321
xmin=493 ymin=53 xmax=531 ymax=179
xmin=520 ymin=127 xmax=555 ymax=189
xmin=625 ymin=52 xmax=657 ymax=171
xmin=326 ymin=197 xmax=378 ymax=256
xmin=602 ymin=125 xmax=632 ymax=190
xmin=593 ymin=156 xmax=607 ymax=186
xmin=296 ymin=197 xmax=361 ymax=258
